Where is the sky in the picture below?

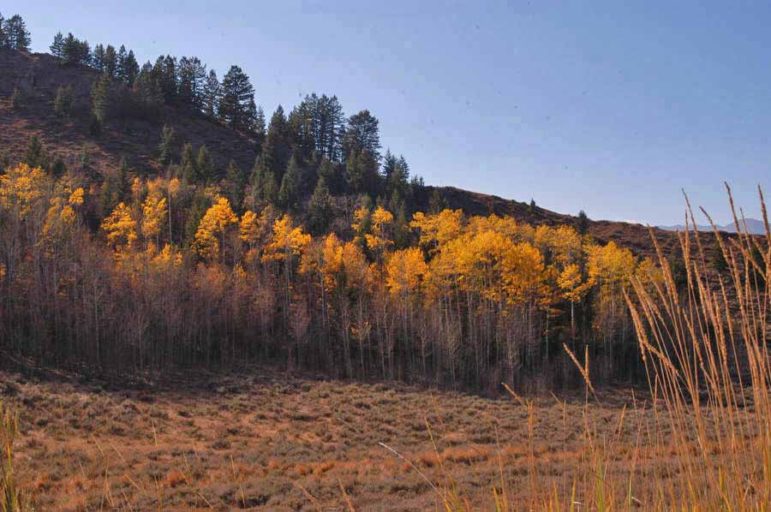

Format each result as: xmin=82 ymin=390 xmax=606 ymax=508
xmin=4 ymin=0 xmax=771 ymax=226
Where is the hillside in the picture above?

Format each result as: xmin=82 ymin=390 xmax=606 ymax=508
xmin=0 ymin=47 xmax=683 ymax=258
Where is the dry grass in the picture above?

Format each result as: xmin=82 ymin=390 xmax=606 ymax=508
xmin=0 ymin=368 xmax=666 ymax=511
xmin=0 ymin=189 xmax=767 ymax=511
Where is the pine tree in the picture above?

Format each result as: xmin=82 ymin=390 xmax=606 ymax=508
xmin=54 ymin=85 xmax=73 ymax=117
xmin=278 ymin=155 xmax=302 ymax=209
xmin=133 ymin=62 xmax=164 ymax=117
xmin=91 ymin=74 xmax=112 ymax=124
xmin=196 ymin=145 xmax=214 ymax=183
xmin=346 ymin=148 xmax=380 ymax=196
xmin=343 ymin=110 xmax=381 ymax=161
xmin=99 ymin=159 xmax=130 ymax=215
xmin=202 ymin=70 xmax=221 ymax=118
xmin=116 ymin=45 xmax=128 ymax=81
xmin=158 ymin=125 xmax=176 ymax=165
xmin=0 ymin=12 xmax=5 ymax=48
xmin=91 ymin=44 xmax=105 ymax=71
xmin=150 ymin=55 xmax=177 ymax=104
xmin=308 ymin=176 xmax=333 ymax=235
xmin=61 ymin=33 xmax=91 ymax=66
xmin=103 ymin=45 xmax=117 ymax=78
xmin=24 ymin=136 xmax=49 ymax=169
xmin=117 ymin=47 xmax=139 ymax=86
xmin=261 ymin=106 xmax=292 ymax=183
xmin=317 ymin=157 xmax=342 ymax=195
xmin=50 ymin=32 xmax=64 ymax=58
xmin=577 ymin=210 xmax=589 ymax=235
xmin=178 ymin=56 xmax=206 ymax=107
xmin=180 ymin=143 xmax=197 ymax=182
xmin=3 ymin=15 xmax=30 ymax=51
xmin=224 ymin=160 xmax=247 ymax=212
xmin=254 ymin=106 xmax=267 ymax=155
xmin=219 ymin=65 xmax=255 ymax=132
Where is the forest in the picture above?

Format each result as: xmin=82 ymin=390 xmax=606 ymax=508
xmin=0 ymin=13 xmax=660 ymax=392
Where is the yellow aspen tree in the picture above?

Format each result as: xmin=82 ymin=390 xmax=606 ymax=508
xmin=194 ymin=196 xmax=238 ymax=262
xmin=410 ymin=209 xmax=464 ymax=254
xmin=385 ymin=247 xmax=429 ymax=297
xmin=141 ymin=192 xmax=168 ymax=249
xmin=101 ymin=202 xmax=138 ymax=251
xmin=364 ymin=206 xmax=394 ymax=256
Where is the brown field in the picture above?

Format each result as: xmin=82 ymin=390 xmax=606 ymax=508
xmin=0 ymin=365 xmax=737 ymax=512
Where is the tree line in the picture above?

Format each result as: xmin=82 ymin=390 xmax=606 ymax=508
xmin=0 ymin=12 xmax=30 ymax=51
xmin=0 ymin=157 xmax=660 ymax=390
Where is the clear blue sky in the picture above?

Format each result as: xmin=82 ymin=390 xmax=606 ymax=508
xmin=5 ymin=0 xmax=771 ymax=225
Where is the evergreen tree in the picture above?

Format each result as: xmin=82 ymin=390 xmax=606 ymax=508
xmin=152 ymin=55 xmax=177 ymax=103
xmin=249 ymin=160 xmax=278 ymax=205
xmin=24 ymin=136 xmax=48 ymax=169
xmin=343 ymin=110 xmax=381 ymax=161
xmin=180 ymin=143 xmax=197 ymax=182
xmin=0 ymin=12 xmax=5 ymax=48
xmin=103 ymin=45 xmax=117 ymax=78
xmin=158 ymin=125 xmax=177 ymax=165
xmin=92 ymin=44 xmax=105 ymax=71
xmin=278 ymin=155 xmax=302 ymax=209
xmin=50 ymin=32 xmax=64 ymax=58
xmin=3 ymin=15 xmax=30 ymax=51
xmin=577 ymin=210 xmax=589 ymax=235
xmin=317 ymin=157 xmax=342 ymax=195
xmin=195 ymin=145 xmax=214 ymax=183
xmin=99 ymin=158 xmax=130 ymax=215
xmin=133 ymin=62 xmax=164 ymax=117
xmin=261 ymin=106 xmax=292 ymax=183
xmin=219 ymin=65 xmax=255 ymax=132
xmin=91 ymin=73 xmax=112 ymax=124
xmin=308 ymin=176 xmax=333 ymax=234
xmin=54 ymin=85 xmax=73 ymax=117
xmin=254 ymin=106 xmax=266 ymax=155
xmin=202 ymin=70 xmax=221 ymax=118
xmin=224 ymin=160 xmax=247 ymax=211
xmin=62 ymin=33 xmax=91 ymax=66
xmin=116 ymin=45 xmax=128 ymax=80
xmin=178 ymin=56 xmax=206 ymax=107
xmin=346 ymin=148 xmax=380 ymax=196
xmin=117 ymin=47 xmax=139 ymax=86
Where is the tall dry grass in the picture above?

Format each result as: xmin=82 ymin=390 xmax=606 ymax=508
xmin=0 ymin=401 xmax=24 ymax=512
xmin=621 ymin=184 xmax=770 ymax=508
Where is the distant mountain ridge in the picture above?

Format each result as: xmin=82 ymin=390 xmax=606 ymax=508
xmin=659 ymin=218 xmax=766 ymax=235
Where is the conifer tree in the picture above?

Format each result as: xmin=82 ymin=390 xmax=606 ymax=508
xmin=224 ymin=160 xmax=247 ymax=212
xmin=91 ymin=74 xmax=112 ymax=124
xmin=254 ymin=106 xmax=266 ymax=155
xmin=158 ymin=125 xmax=176 ymax=165
xmin=0 ymin=12 xmax=5 ymax=48
xmin=103 ymin=45 xmax=117 ymax=78
xmin=308 ymin=176 xmax=333 ymax=234
xmin=278 ymin=155 xmax=302 ymax=209
xmin=196 ymin=145 xmax=214 ymax=183
xmin=261 ymin=106 xmax=292 ymax=183
xmin=220 ymin=65 xmax=255 ymax=132
xmin=343 ymin=110 xmax=381 ymax=161
xmin=50 ymin=32 xmax=64 ymax=58
xmin=117 ymin=48 xmax=139 ymax=86
xmin=202 ymin=70 xmax=221 ymax=118
xmin=3 ymin=15 xmax=30 ymax=51
xmin=54 ymin=85 xmax=73 ymax=117
xmin=24 ymin=136 xmax=48 ymax=169
xmin=180 ymin=143 xmax=197 ymax=182
xmin=178 ymin=56 xmax=207 ymax=107
xmin=92 ymin=44 xmax=105 ymax=71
